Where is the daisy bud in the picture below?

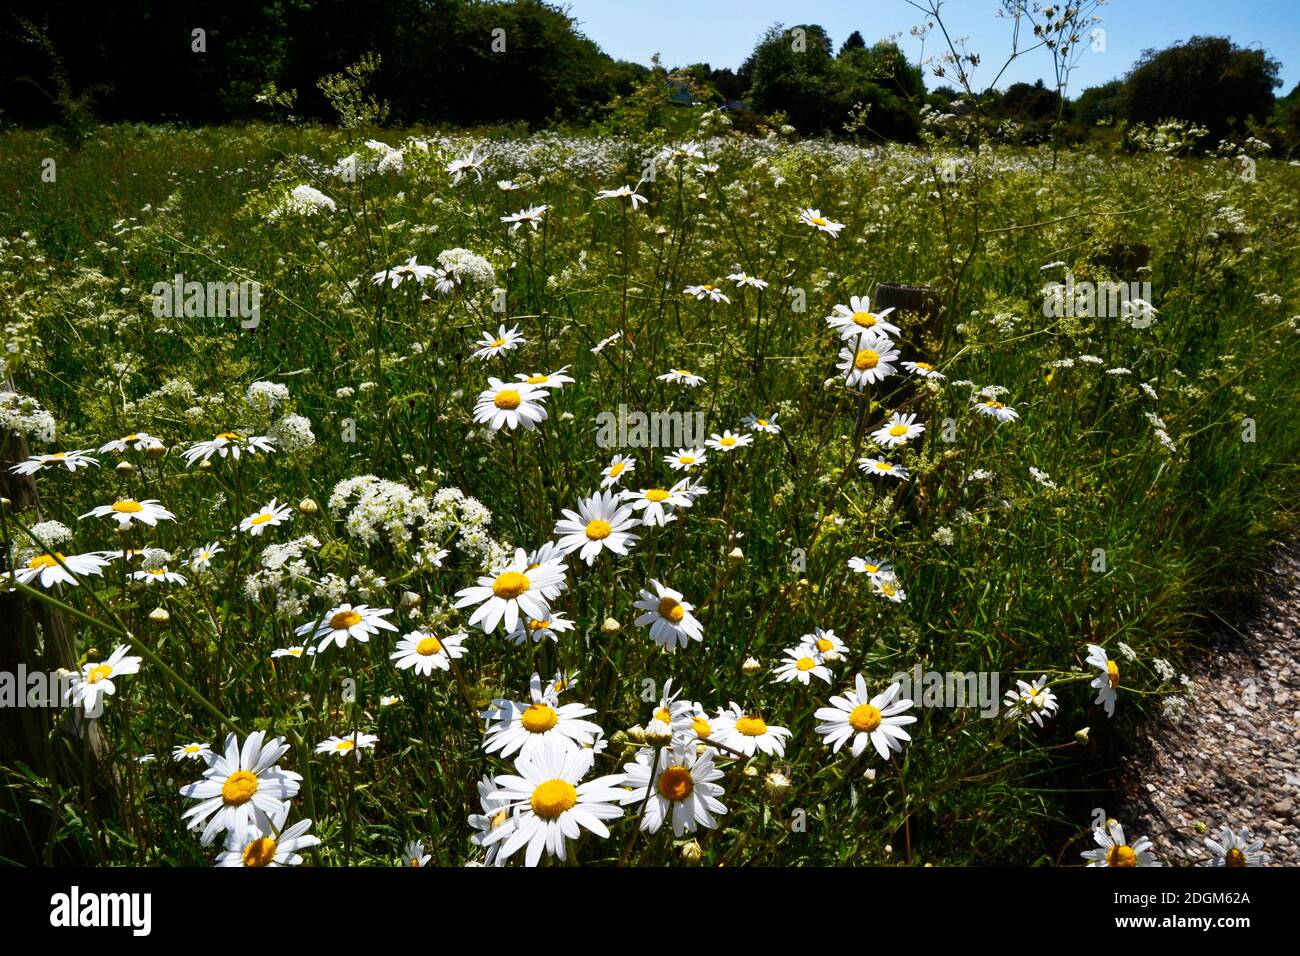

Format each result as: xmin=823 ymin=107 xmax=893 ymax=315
xmin=610 ymin=730 xmax=630 ymax=747
xmin=628 ymin=724 xmax=647 ymax=743
xmin=884 ymin=844 xmax=893 ymax=856
xmin=601 ymin=616 xmax=621 ymax=634
xmin=742 ymin=657 xmax=761 ymax=676
xmin=645 ymin=723 xmax=672 ymax=746
xmin=764 ymin=771 xmax=791 ymax=801
xmin=823 ymin=649 xmax=843 ymax=665
xmin=743 ymin=764 xmax=759 ymax=777
xmin=863 ymin=767 xmax=876 ymax=782
xmin=298 ymin=497 xmax=319 ymax=514
xmin=198 ymin=458 xmax=213 ymax=470
xmin=86 ymin=648 xmax=101 ymax=661
xmin=148 ymin=606 xmax=170 ymax=625
xmin=0 ymin=497 xmax=10 ymax=509
xmin=1193 ymin=820 xmax=1208 ymax=834
xmin=1075 ymin=726 xmax=1091 ymax=744
xmin=727 ymin=546 xmax=744 ymax=564
xmin=115 ymin=460 xmax=135 ymax=473
xmin=400 ymin=590 xmax=422 ymax=609
xmin=681 ymin=840 xmax=703 ymax=865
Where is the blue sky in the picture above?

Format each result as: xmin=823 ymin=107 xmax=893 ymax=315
xmin=560 ymin=0 xmax=1300 ymax=95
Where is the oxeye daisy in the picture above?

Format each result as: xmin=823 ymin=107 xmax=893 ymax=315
xmin=706 ymin=430 xmax=753 ymax=452
xmin=447 ymin=150 xmax=485 ymax=185
xmin=798 ymin=628 xmax=844 ymax=658
xmin=468 ymin=775 xmax=515 ymax=866
xmin=594 ymin=184 xmax=647 ymax=208
xmin=1205 ymin=826 xmax=1269 ymax=867
xmin=742 ymin=412 xmax=781 ymax=434
xmin=1081 ymin=818 xmax=1161 ymax=867
xmin=316 ymin=732 xmax=378 ymax=760
xmin=859 ymin=457 xmax=909 ymax=480
xmin=972 ymin=398 xmax=1021 ymax=422
xmin=848 ymin=556 xmax=892 ymax=581
xmin=620 ymin=744 xmax=728 ymax=836
xmin=633 ymin=579 xmax=704 ymax=651
xmin=454 ymin=548 xmax=566 ymax=634
xmin=772 ymin=647 xmax=833 ymax=685
xmin=179 ymin=731 xmax=302 ymax=846
xmin=600 ymin=454 xmax=636 ymax=489
xmin=99 ymin=432 xmax=164 ymax=454
xmin=173 ymin=742 xmax=213 ymax=762
xmin=1002 ymin=676 xmax=1059 ymax=727
xmin=390 ymin=630 xmax=468 ymax=674
xmin=480 ymin=739 xmax=627 ymax=867
xmin=665 ymin=447 xmax=707 ymax=471
xmin=372 ymin=255 xmax=438 ymax=288
xmin=621 ymin=480 xmax=693 ymax=528
xmin=271 ymin=645 xmax=313 ymax=659
xmin=815 ymin=675 xmax=917 ymax=761
xmin=507 ymin=613 xmax=575 ymax=645
xmin=66 ymin=645 xmax=142 ymax=714
xmin=296 ymin=602 xmax=398 ymax=652
xmin=514 ymin=366 xmax=574 ymax=389
xmin=713 ymin=704 xmax=790 ymax=757
xmin=838 ymin=331 xmax=900 ymax=388
xmin=873 ymin=573 xmax=907 ymax=603
xmin=131 ymin=566 xmax=188 ymax=586
xmin=902 ymin=360 xmax=946 ymax=380
xmin=481 ymin=673 xmax=602 ymax=759
xmin=215 ymin=806 xmax=319 ymax=867
xmin=1086 ymin=644 xmax=1120 ymax=717
xmin=191 ymin=542 xmax=224 ymax=571
xmin=80 ymin=498 xmax=175 ymax=528
xmin=12 ymin=551 xmax=110 ymax=589
xmin=500 ymin=204 xmax=549 ymax=233
xmin=403 ymin=839 xmax=432 ymax=867
xmin=472 ymin=324 xmax=526 ymax=361
xmin=826 ymin=295 xmax=901 ymax=339
xmin=799 ymin=207 xmax=845 ymax=236
xmin=657 ymin=368 xmax=706 ymax=387
xmin=643 ymin=677 xmax=687 ymax=736
xmin=871 ymin=412 xmax=926 ymax=448
xmin=9 ymin=450 xmax=99 ymax=475
xmin=727 ymin=271 xmax=769 ymax=289
xmin=181 ymin=432 xmax=275 ymax=466
xmin=473 ymin=378 xmax=549 ymax=432
xmin=238 ymin=498 xmax=293 ymax=536
xmin=683 ymin=283 xmax=731 ymax=303
xmin=380 ymin=694 xmax=403 ymax=707
xmin=553 ymin=490 xmax=640 ymax=565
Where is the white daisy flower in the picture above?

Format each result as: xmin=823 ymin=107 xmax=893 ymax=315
xmin=847 ymin=557 xmax=891 ymax=581
xmin=825 ymin=295 xmax=901 ymax=339
xmin=799 ymin=207 xmax=845 ymax=236
xmin=446 ymin=150 xmax=485 ymax=185
xmin=972 ymin=398 xmax=1021 ymax=423
xmin=1086 ymin=644 xmax=1120 ymax=717
xmin=713 ymin=703 xmax=790 ymax=757
xmin=595 ymin=184 xmax=647 ymax=208
xmin=481 ymin=673 xmax=602 ymax=759
xmin=500 ymin=204 xmax=549 ymax=233
xmin=742 ymin=412 xmax=781 ymax=434
xmin=403 ymin=839 xmax=432 ymax=867
xmin=873 ymin=573 xmax=906 ymax=603
xmin=65 ymin=645 xmax=142 ymax=714
xmin=12 ymin=551 xmax=110 ymax=589
xmin=191 ymin=542 xmax=224 ymax=572
xmin=728 ymin=272 xmax=769 ymax=289
xmin=514 ymin=366 xmax=574 ymax=390
xmin=271 ymin=646 xmax=313 ymax=660
xmin=80 ymin=498 xmax=175 ymax=529
xmin=871 ymin=412 xmax=925 ymax=448
xmin=238 ymin=498 xmax=293 ymax=536
xmin=181 ymin=432 xmax=275 ymax=466
xmin=131 ymin=566 xmax=188 ymax=586
xmin=296 ymin=603 xmax=398 ymax=652
xmin=380 ymin=694 xmax=402 ymax=707
xmin=859 ymin=457 xmax=909 ymax=480
xmin=683 ymin=283 xmax=730 ymax=303
xmin=1205 ymin=825 xmax=1269 ymax=867
xmin=480 ymin=738 xmax=626 ymax=867
xmin=215 ymin=805 xmax=319 ymax=867
xmin=657 ymin=368 xmax=706 ymax=387
xmin=600 ymin=454 xmax=636 ymax=489
xmin=473 ymin=378 xmax=549 ymax=432
xmin=553 ymin=490 xmax=640 ymax=565
xmin=621 ymin=480 xmax=693 ymax=527
xmin=173 ymin=742 xmax=213 ymax=762
xmin=665 ymin=447 xmax=707 ymax=471
xmin=1002 ymin=676 xmax=1059 ymax=727
xmin=506 ymin=613 xmax=576 ymax=645
xmin=1081 ymin=818 xmax=1161 ymax=867
xmin=8 ymin=450 xmax=99 ymax=475
xmin=98 ymin=432 xmax=164 ymax=454
xmin=838 ymin=331 xmax=900 ymax=387
xmin=454 ymin=548 xmax=566 ymax=633
xmin=472 ymin=324 xmax=526 ymax=361
xmin=772 ymin=647 xmax=833 ymax=685
xmin=468 ymin=774 xmax=514 ymax=867
xmin=815 ymin=675 xmax=917 ymax=760
xmin=390 ymin=630 xmax=468 ymax=674
xmin=902 ymin=360 xmax=945 ymax=379
xmin=619 ymin=744 xmax=728 ymax=836
xmin=179 ymin=731 xmax=302 ymax=846
xmin=315 ymin=732 xmax=378 ymax=760
xmin=706 ymin=430 xmax=753 ymax=452
xmin=633 ymin=579 xmax=704 ymax=651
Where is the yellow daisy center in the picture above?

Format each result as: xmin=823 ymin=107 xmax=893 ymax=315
xmin=527 ymin=619 xmax=551 ymax=631
xmin=915 ymin=362 xmax=934 ymax=371
xmin=530 ymin=779 xmax=577 ymax=819
xmin=756 ymin=418 xmax=769 ymax=427
xmin=329 ymin=609 xmax=362 ymax=630
xmin=720 ymin=436 xmax=736 ymax=446
xmin=985 ymin=401 xmax=1003 ymax=409
xmin=183 ymin=745 xmax=201 ymax=754
xmin=28 ymin=553 xmax=64 ymax=569
xmin=608 ymin=462 xmax=626 ymax=477
xmin=1107 ymin=844 xmax=1137 ymax=867
xmin=242 ymin=836 xmax=277 ymax=867
xmin=854 ymin=349 xmax=879 ymax=371
xmin=416 ymin=636 xmax=443 ymax=656
xmin=691 ymin=717 xmax=712 ymax=738
xmin=702 ymin=285 xmax=715 ymax=292
xmin=112 ymin=499 xmax=144 ymax=513
xmin=494 ymin=389 xmax=522 ymax=410
xmin=335 ymin=739 xmax=355 ymax=751
xmin=810 ymin=216 xmax=828 ymax=227
xmin=250 ymin=512 xmax=275 ymax=525
xmin=849 ymin=703 xmax=882 ymax=733
xmin=222 ymin=770 xmax=259 ymax=806
xmin=874 ymin=462 xmax=893 ymax=472
xmin=526 ymin=374 xmax=548 ymax=384
xmin=735 ymin=715 xmax=767 ymax=737
xmin=888 ymin=424 xmax=908 ymax=437
xmin=1225 ymin=848 xmax=1246 ymax=867
xmin=48 ymin=452 xmax=68 ymax=460
xmin=521 ymin=703 xmax=559 ymax=733
xmin=657 ymin=766 xmax=694 ymax=802
xmin=491 ymin=337 xmax=508 ymax=348
xmin=654 ymin=707 xmax=673 ymax=725
xmin=87 ymin=664 xmax=113 ymax=684
xmin=1107 ymin=660 xmax=1120 ymax=688
xmin=816 ymin=637 xmax=834 ymax=652
xmin=492 ymin=571 xmax=530 ymax=599
xmin=585 ymin=519 xmax=612 ymax=540
xmin=851 ymin=310 xmax=877 ymax=327
xmin=795 ymin=657 xmax=817 ymax=672
xmin=658 ymin=596 xmax=685 ymax=623
xmin=678 ymin=455 xmax=696 ymax=465
xmin=645 ymin=488 xmax=670 ymax=502
xmin=217 ymin=432 xmax=243 ymax=442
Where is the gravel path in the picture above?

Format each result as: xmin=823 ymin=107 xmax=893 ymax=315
xmin=1117 ymin=545 xmax=1300 ymax=866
